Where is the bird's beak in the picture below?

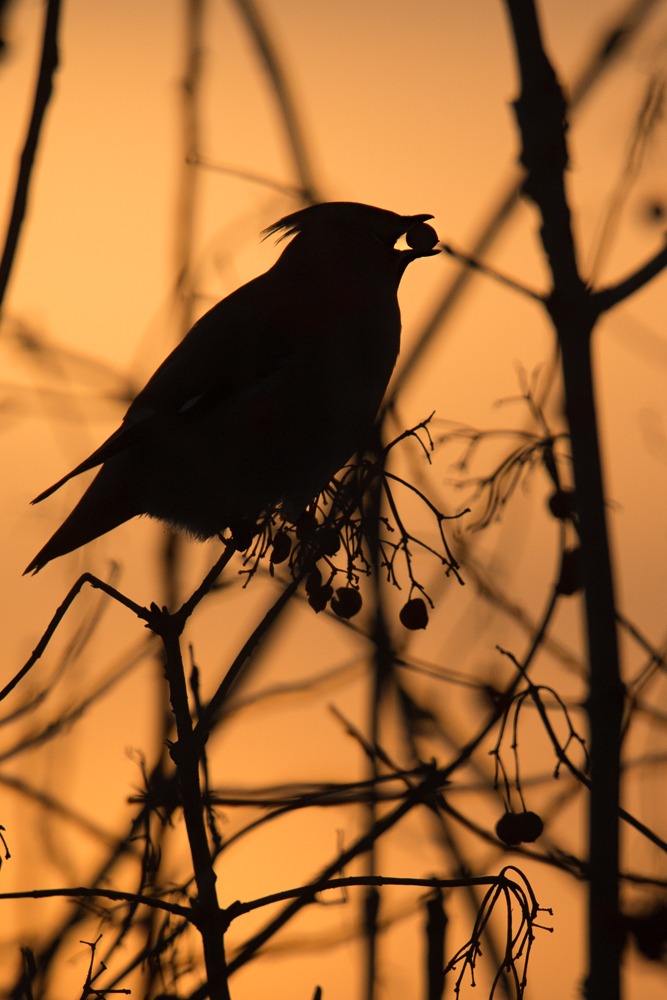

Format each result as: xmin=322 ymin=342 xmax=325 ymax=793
xmin=406 ymin=246 xmax=441 ymax=259
xmin=404 ymin=213 xmax=434 ymax=226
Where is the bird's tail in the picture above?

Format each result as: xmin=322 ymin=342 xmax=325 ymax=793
xmin=24 ymin=466 xmax=140 ymax=575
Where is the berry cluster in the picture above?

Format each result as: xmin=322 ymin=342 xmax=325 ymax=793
xmin=232 ymin=421 xmax=464 ymax=630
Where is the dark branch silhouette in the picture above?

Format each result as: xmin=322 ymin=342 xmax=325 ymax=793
xmin=0 ymin=0 xmax=61 ymax=313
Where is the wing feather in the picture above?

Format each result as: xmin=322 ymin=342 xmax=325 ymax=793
xmin=31 ymin=267 xmax=301 ymax=503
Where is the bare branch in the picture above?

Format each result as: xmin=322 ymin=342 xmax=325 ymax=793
xmin=0 ymin=0 xmax=61 ymax=314
xmin=592 ymin=239 xmax=667 ymax=312
xmin=226 ymin=872 xmax=533 ymax=921
xmin=385 ymin=0 xmax=659 ymax=407
xmin=0 ymin=574 xmax=149 ymax=705
xmin=0 ymin=886 xmax=193 ymax=921
xmin=230 ymin=0 xmax=320 ymax=203
xmin=440 ymin=243 xmax=545 ymax=302
xmin=188 ymin=156 xmax=306 ymax=198
xmin=497 ymin=646 xmax=667 ymax=856
xmin=194 ymin=574 xmax=302 ymax=737
xmin=174 ymin=540 xmax=237 ymax=628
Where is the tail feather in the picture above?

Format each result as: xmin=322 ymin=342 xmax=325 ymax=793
xmin=24 ymin=467 xmax=140 ymax=574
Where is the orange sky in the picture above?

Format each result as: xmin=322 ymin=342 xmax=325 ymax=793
xmin=2 ymin=1 xmax=667 ymax=998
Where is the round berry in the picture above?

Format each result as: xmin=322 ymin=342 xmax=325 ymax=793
xmin=306 ymin=565 xmax=322 ymax=595
xmin=399 ymin=597 xmax=429 ymax=630
xmin=318 ymin=526 xmax=341 ymax=556
xmin=548 ymin=489 xmax=575 ymax=520
xmin=496 ymin=812 xmax=524 ymax=845
xmin=270 ymin=531 xmax=292 ymax=564
xmin=496 ymin=810 xmax=544 ymax=845
xmin=406 ymin=222 xmax=439 ymax=250
xmin=295 ymin=510 xmax=318 ymax=540
xmin=231 ymin=522 xmax=255 ymax=552
xmin=308 ymin=584 xmax=333 ymax=613
xmin=514 ymin=811 xmax=544 ymax=843
xmin=331 ymin=587 xmax=363 ymax=620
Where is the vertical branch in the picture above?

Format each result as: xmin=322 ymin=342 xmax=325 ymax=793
xmin=386 ymin=0 xmax=660 ymax=408
xmin=0 ymin=0 xmax=61 ymax=314
xmin=365 ymin=445 xmax=392 ymax=1000
xmin=502 ymin=3 xmax=624 ymax=998
xmin=164 ymin=0 xmax=205 ymax=611
xmin=159 ymin=614 xmax=230 ymax=1000
xmin=425 ymin=887 xmax=446 ymax=1000
xmin=136 ymin=7 xmax=206 ymax=987
xmin=363 ymin=883 xmax=380 ymax=1000
xmin=176 ymin=0 xmax=204 ymax=342
xmin=396 ymin=686 xmax=513 ymax=999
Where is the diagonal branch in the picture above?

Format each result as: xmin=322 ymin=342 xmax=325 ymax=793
xmin=0 ymin=0 xmax=61 ymax=313
xmin=592 ymin=239 xmax=667 ymax=312
xmin=230 ymin=0 xmax=320 ymax=203
xmin=0 ymin=574 xmax=149 ymax=704
xmin=440 ymin=242 xmax=546 ymax=302
xmin=226 ymin=781 xmax=430 ymax=975
xmin=194 ymin=573 xmax=302 ymax=737
xmin=174 ymin=540 xmax=237 ymax=628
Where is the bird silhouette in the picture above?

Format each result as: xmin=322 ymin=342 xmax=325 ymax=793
xmin=25 ymin=202 xmax=440 ymax=574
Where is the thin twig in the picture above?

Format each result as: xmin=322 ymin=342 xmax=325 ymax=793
xmin=592 ymin=239 xmax=667 ymax=312
xmin=497 ymin=646 xmax=667 ymax=855
xmin=0 ymin=574 xmax=149 ymax=704
xmin=174 ymin=540 xmax=237 ymax=628
xmin=0 ymin=886 xmax=193 ymax=920
xmin=225 ymin=873 xmax=530 ymax=921
xmin=194 ymin=573 xmax=302 ymax=737
xmin=188 ymin=156 xmax=306 ymax=197
xmin=440 ymin=243 xmax=545 ymax=302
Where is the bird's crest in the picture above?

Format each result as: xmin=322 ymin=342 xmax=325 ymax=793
xmin=261 ymin=206 xmax=313 ymax=243
xmin=262 ymin=202 xmax=435 ymax=249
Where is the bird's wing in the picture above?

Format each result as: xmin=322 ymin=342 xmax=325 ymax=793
xmin=31 ymin=420 xmax=146 ymax=503
xmin=31 ymin=272 xmax=302 ymax=505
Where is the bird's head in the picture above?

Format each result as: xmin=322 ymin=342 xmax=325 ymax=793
xmin=263 ymin=202 xmax=440 ymax=284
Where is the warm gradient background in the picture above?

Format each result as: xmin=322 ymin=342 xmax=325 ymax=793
xmin=1 ymin=0 xmax=667 ymax=997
